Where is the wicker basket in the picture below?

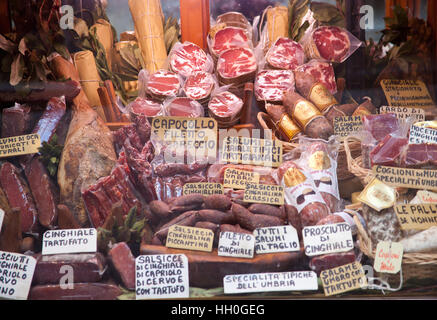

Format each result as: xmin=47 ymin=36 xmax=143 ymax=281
xmin=353 ymin=213 xmax=437 ymax=286
xmin=344 ymin=136 xmax=374 ymax=185
xmin=257 ymin=112 xmax=362 ymax=181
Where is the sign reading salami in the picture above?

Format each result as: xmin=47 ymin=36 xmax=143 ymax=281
xmin=409 ymin=123 xmax=437 ymax=145
xmin=302 ymin=223 xmax=354 ymax=257
xmin=0 ymin=134 xmax=41 ymax=158
xmin=223 ymin=168 xmax=260 ymax=190
xmin=42 ymin=228 xmax=97 ymax=255
xmin=0 ymin=251 xmax=37 ymax=300
xmin=373 ymin=241 xmax=403 ymax=274
xmin=166 ymin=226 xmax=214 ymax=252
xmin=320 ymin=262 xmax=367 ymax=296
xmin=0 ymin=209 xmax=4 ymax=232
xmin=221 ymin=136 xmax=283 ymax=168
xmin=372 ymin=165 xmax=437 ymax=191
xmin=394 ymin=204 xmax=437 ymax=230
xmin=218 ymin=232 xmax=255 ymax=259
xmin=135 ymin=254 xmax=189 ymax=300
xmin=380 ymin=106 xmax=425 ymax=122
xmin=333 ymin=116 xmax=363 ymax=139
xmin=223 ymin=271 xmax=318 ymax=294
xmin=380 ymin=79 xmax=435 ymax=109
xmin=254 ymin=226 xmax=300 ymax=254
xmin=244 ymin=183 xmax=284 ymax=206
xmin=182 ymin=182 xmax=224 ymax=196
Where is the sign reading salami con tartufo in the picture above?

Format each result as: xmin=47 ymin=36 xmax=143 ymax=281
xmin=372 ymin=165 xmax=437 ymax=191
xmin=320 ymin=262 xmax=367 ymax=296
xmin=0 ymin=134 xmax=41 ymax=158
xmin=42 ymin=228 xmax=97 ymax=255
xmin=380 ymin=79 xmax=435 ymax=109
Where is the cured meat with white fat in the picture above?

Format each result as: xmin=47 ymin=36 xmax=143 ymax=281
xmin=164 ymin=97 xmax=204 ymax=118
xmin=217 ymin=47 xmax=257 ymax=82
xmin=296 ymin=60 xmax=337 ymax=94
xmin=254 ymin=69 xmax=295 ymax=104
xmin=210 ymin=27 xmax=251 ymax=58
xmin=266 ymin=38 xmax=305 ymax=70
xmin=208 ymin=91 xmax=243 ymax=125
xmin=183 ymin=71 xmax=216 ymax=103
xmin=305 ymin=26 xmax=351 ymax=63
xmin=1 ymin=104 xmax=34 ymax=138
xmin=129 ymin=97 xmax=162 ymax=118
xmin=146 ymin=69 xmax=181 ymax=100
xmin=169 ymin=42 xmax=212 ymax=78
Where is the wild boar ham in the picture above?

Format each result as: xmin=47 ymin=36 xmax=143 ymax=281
xmin=305 ymin=26 xmax=351 ymax=63
xmin=296 ymin=60 xmax=337 ymax=94
xmin=108 ymin=242 xmax=136 ymax=290
xmin=210 ymin=27 xmax=252 ymax=58
xmin=217 ymin=47 xmax=257 ymax=85
xmin=1 ymin=104 xmax=33 ymax=138
xmin=50 ymin=54 xmax=117 ymax=227
xmin=169 ymin=42 xmax=212 ymax=78
xmin=208 ymin=91 xmax=243 ymax=127
xmin=266 ymin=38 xmax=305 ymax=70
xmin=164 ymin=97 xmax=204 ymax=118
xmin=183 ymin=71 xmax=216 ymax=105
xmin=254 ymin=69 xmax=295 ymax=106
xmin=129 ymin=97 xmax=163 ymax=118
xmin=146 ymin=69 xmax=181 ymax=101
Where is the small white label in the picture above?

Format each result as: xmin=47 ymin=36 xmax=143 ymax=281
xmin=0 ymin=251 xmax=37 ymax=300
xmin=0 ymin=209 xmax=4 ymax=232
xmin=217 ymin=232 xmax=255 ymax=259
xmin=409 ymin=124 xmax=437 ymax=145
xmin=223 ymin=271 xmax=318 ymax=294
xmin=42 ymin=228 xmax=97 ymax=255
xmin=135 ymin=254 xmax=189 ymax=300
xmin=303 ymin=223 xmax=354 ymax=257
xmin=254 ymin=226 xmax=300 ymax=254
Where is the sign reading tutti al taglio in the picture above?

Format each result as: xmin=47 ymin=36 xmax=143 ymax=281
xmin=42 ymin=228 xmax=97 ymax=255
xmin=0 ymin=134 xmax=41 ymax=158
xmin=254 ymin=226 xmax=300 ymax=254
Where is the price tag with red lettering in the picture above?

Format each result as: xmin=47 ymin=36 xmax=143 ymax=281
xmin=373 ymin=241 xmax=403 ymax=274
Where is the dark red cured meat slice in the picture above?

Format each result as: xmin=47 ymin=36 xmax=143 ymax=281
xmin=184 ymin=71 xmax=215 ymax=100
xmin=108 ymin=242 xmax=136 ymax=290
xmin=165 ymin=97 xmax=203 ymax=117
xmin=208 ymin=91 xmax=243 ymax=120
xmin=297 ymin=60 xmax=337 ymax=94
xmin=363 ymin=113 xmax=400 ymax=141
xmin=370 ymin=134 xmax=408 ymax=167
xmin=254 ymin=70 xmax=295 ymax=103
xmin=31 ymin=97 xmax=66 ymax=144
xmin=309 ymin=251 xmax=356 ymax=275
xmin=33 ymin=253 xmax=106 ymax=285
xmin=147 ymin=70 xmax=180 ymax=98
xmin=113 ymin=124 xmax=143 ymax=153
xmin=217 ymin=47 xmax=257 ymax=79
xmin=129 ymin=97 xmax=162 ymax=118
xmin=312 ymin=26 xmax=351 ymax=63
xmin=266 ymin=38 xmax=305 ymax=70
xmin=0 ymin=162 xmax=38 ymax=233
xmin=25 ymin=157 xmax=59 ymax=229
xmin=211 ymin=27 xmax=251 ymax=57
xmin=1 ymin=104 xmax=33 ymax=138
xmin=170 ymin=42 xmax=210 ymax=78
xmin=131 ymin=113 xmax=152 ymax=145
xmin=403 ymin=144 xmax=429 ymax=168
xmin=29 ymin=283 xmax=122 ymax=300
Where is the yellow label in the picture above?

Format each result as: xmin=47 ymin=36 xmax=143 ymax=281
xmin=372 ymin=165 xmax=437 ymax=192
xmin=352 ymin=105 xmax=371 ymax=117
xmin=220 ymin=136 xmax=283 ymax=168
xmin=243 ymin=183 xmax=284 ymax=205
xmin=166 ymin=225 xmax=214 ymax=252
xmin=309 ymin=83 xmax=338 ymax=112
xmin=333 ymin=115 xmax=363 ymax=139
xmin=293 ymin=100 xmax=321 ymax=129
xmin=380 ymin=79 xmax=435 ymax=109
xmin=373 ymin=241 xmax=403 ymax=274
xmin=223 ymin=168 xmax=260 ymax=190
xmin=0 ymin=134 xmax=41 ymax=158
xmin=283 ymin=167 xmax=307 ymax=187
xmin=308 ymin=151 xmax=331 ymax=170
xmin=183 ymin=183 xmax=224 ymax=196
xmin=394 ymin=204 xmax=437 ymax=230
xmin=320 ymin=262 xmax=367 ymax=296
xmin=380 ymin=106 xmax=425 ymax=122
xmin=278 ymin=114 xmax=301 ymax=141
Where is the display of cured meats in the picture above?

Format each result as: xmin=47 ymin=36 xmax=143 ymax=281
xmin=143 ymin=69 xmax=181 ymax=100
xmin=265 ymin=37 xmax=305 ymax=70
xmin=208 ymin=91 xmax=243 ymax=128
xmin=254 ymin=69 xmax=295 ymax=107
xmin=183 ymin=71 xmax=216 ymax=105
xmin=209 ymin=27 xmax=252 ymax=59
xmin=164 ymin=97 xmax=204 ymax=117
xmin=295 ymin=60 xmax=337 ymax=94
xmin=128 ymin=97 xmax=163 ymax=118
xmin=169 ymin=42 xmax=212 ymax=78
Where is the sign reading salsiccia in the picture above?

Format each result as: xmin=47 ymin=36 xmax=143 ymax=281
xmin=0 ymin=134 xmax=41 ymax=158
xmin=254 ymin=226 xmax=300 ymax=254
xmin=244 ymin=183 xmax=284 ymax=206
xmin=166 ymin=225 xmax=214 ymax=252
xmin=182 ymin=182 xmax=224 ymax=196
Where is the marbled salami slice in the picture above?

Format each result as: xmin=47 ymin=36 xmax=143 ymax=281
xmin=183 ymin=71 xmax=216 ymax=101
xmin=170 ymin=42 xmax=211 ymax=78
xmin=165 ymin=97 xmax=204 ymax=118
xmin=266 ymin=38 xmax=305 ymax=70
xmin=211 ymin=27 xmax=251 ymax=58
xmin=146 ymin=70 xmax=181 ymax=100
xmin=254 ymin=69 xmax=295 ymax=103
xmin=296 ymin=60 xmax=337 ymax=94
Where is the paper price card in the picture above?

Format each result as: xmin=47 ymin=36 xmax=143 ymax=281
xmin=182 ymin=182 xmax=224 ymax=196
xmin=0 ymin=209 xmax=4 ymax=232
xmin=223 ymin=271 xmax=318 ymax=294
xmin=135 ymin=254 xmax=189 ymax=300
xmin=394 ymin=204 xmax=437 ymax=230
xmin=42 ymin=228 xmax=97 ymax=255
xmin=374 ymin=242 xmax=403 ymax=274
xmin=303 ymin=223 xmax=354 ymax=257
xmin=320 ymin=262 xmax=367 ymax=297
xmin=0 ymin=251 xmax=37 ymax=300
xmin=380 ymin=79 xmax=435 ymax=109
xmin=218 ymin=232 xmax=255 ymax=259
xmin=254 ymin=226 xmax=300 ymax=254
xmin=372 ymin=165 xmax=437 ymax=191
xmin=166 ymin=225 xmax=214 ymax=252
xmin=221 ymin=136 xmax=283 ymax=168
xmin=223 ymin=168 xmax=260 ymax=190
xmin=333 ymin=116 xmax=363 ymax=139
xmin=0 ymin=134 xmax=41 ymax=158
xmin=243 ymin=183 xmax=284 ymax=206
xmin=380 ymin=106 xmax=425 ymax=122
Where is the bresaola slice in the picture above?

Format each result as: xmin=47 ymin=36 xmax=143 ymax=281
xmin=208 ymin=91 xmax=243 ymax=126
xmin=266 ymin=38 xmax=305 ymax=70
xmin=210 ymin=27 xmax=251 ymax=58
xmin=296 ymin=60 xmax=337 ymax=94
xmin=164 ymin=97 xmax=204 ymax=118
xmin=255 ymin=70 xmax=295 ymax=104
xmin=169 ymin=42 xmax=212 ymax=78
xmin=146 ymin=70 xmax=181 ymax=100
xmin=306 ymin=26 xmax=351 ymax=63
xmin=183 ymin=71 xmax=216 ymax=103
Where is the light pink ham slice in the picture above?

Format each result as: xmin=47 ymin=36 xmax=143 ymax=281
xmin=165 ymin=97 xmax=204 ymax=118
xmin=296 ymin=60 xmax=337 ymax=94
xmin=254 ymin=69 xmax=295 ymax=103
xmin=266 ymin=38 xmax=305 ymax=70
xmin=211 ymin=27 xmax=251 ymax=57
xmin=170 ymin=42 xmax=210 ymax=78
xmin=129 ymin=97 xmax=162 ymax=117
xmin=208 ymin=91 xmax=243 ymax=123
xmin=146 ymin=70 xmax=180 ymax=100
xmin=312 ymin=26 xmax=351 ymax=63
xmin=217 ymin=47 xmax=257 ymax=81
xmin=183 ymin=71 xmax=216 ymax=101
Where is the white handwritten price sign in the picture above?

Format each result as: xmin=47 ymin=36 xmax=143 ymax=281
xmin=303 ymin=223 xmax=354 ymax=257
